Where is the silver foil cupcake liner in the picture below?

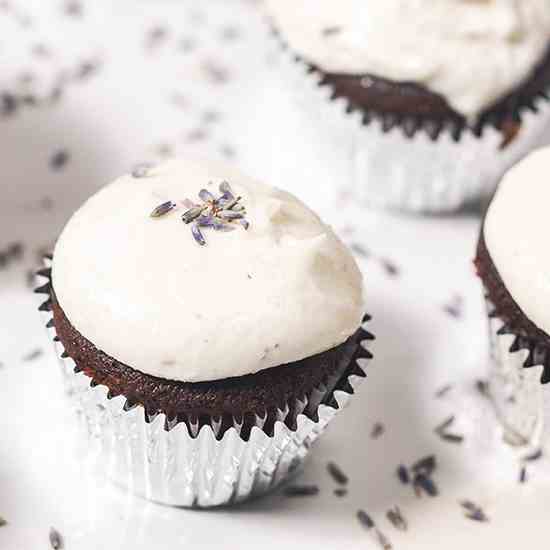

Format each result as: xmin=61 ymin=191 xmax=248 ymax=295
xmin=37 ymin=259 xmax=373 ymax=507
xmin=484 ymin=293 xmax=550 ymax=452
xmin=262 ymin=29 xmax=550 ymax=214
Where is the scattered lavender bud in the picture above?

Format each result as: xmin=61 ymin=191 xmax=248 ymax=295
xmin=150 ymin=201 xmax=176 ymax=218
xmin=435 ymin=384 xmax=453 ymax=398
xmin=386 ymin=506 xmax=408 ymax=531
xmin=397 ymin=465 xmax=410 ymax=484
xmin=145 ymin=25 xmax=169 ymax=50
xmin=191 ymin=223 xmax=206 ymax=246
xmin=519 ymin=466 xmax=527 ymax=484
xmin=374 ymin=528 xmax=393 ymax=550
xmin=284 ymin=485 xmax=319 ymax=497
xmin=0 ymin=516 xmax=6 ymax=527
xmin=334 ymin=488 xmax=348 ymax=497
xmin=476 ymin=379 xmax=489 ymax=397
xmin=327 ymin=462 xmax=348 ymax=485
xmin=411 ymin=455 xmax=436 ymax=476
xmin=198 ymin=189 xmax=215 ymax=203
xmin=413 ymin=473 xmax=438 ymax=497
xmin=380 ymin=258 xmax=400 ymax=277
xmin=524 ymin=448 xmax=543 ymax=462
xmin=460 ymin=501 xmax=489 ymax=523
xmin=357 ymin=509 xmax=375 ymax=530
xmin=49 ymin=150 xmax=70 ymax=171
xmin=370 ymin=422 xmax=385 ymax=439
xmin=22 ymin=349 xmax=43 ymax=362
xmin=64 ymin=0 xmax=83 ymax=17
xmin=49 ymin=527 xmax=63 ymax=549
xmin=434 ymin=415 xmax=456 ymax=433
xmin=1 ymin=93 xmax=18 ymax=117
xmin=322 ymin=26 xmax=342 ymax=36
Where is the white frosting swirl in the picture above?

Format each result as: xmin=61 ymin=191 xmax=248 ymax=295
xmin=485 ymin=146 xmax=550 ymax=336
xmin=265 ymin=0 xmax=550 ymax=119
xmin=52 ymin=159 xmax=364 ymax=383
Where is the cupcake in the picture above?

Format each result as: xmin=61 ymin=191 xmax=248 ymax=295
xmin=264 ymin=0 xmax=550 ymax=213
xmin=476 ymin=146 xmax=550 ymax=451
xmin=36 ymin=158 xmax=373 ymax=507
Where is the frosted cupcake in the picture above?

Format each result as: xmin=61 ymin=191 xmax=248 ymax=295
xmin=265 ymin=0 xmax=550 ymax=212
xmin=476 ymin=146 xmax=550 ymax=452
xmin=36 ymin=158 xmax=373 ymax=507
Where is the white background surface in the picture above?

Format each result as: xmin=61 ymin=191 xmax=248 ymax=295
xmin=1 ymin=1 xmax=550 ymax=549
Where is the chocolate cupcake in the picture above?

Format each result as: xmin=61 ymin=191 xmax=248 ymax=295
xmin=37 ymin=159 xmax=373 ymax=507
xmin=264 ymin=0 xmax=550 ymax=212
xmin=475 ymin=147 xmax=550 ymax=451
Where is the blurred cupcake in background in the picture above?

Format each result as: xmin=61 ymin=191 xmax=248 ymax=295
xmin=37 ymin=158 xmax=373 ymax=507
xmin=264 ymin=0 xmax=550 ymax=213
xmin=476 ymin=146 xmax=550 ymax=454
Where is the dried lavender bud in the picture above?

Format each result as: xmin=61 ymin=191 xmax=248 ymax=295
xmin=7 ymin=242 xmax=23 ymax=260
xmin=386 ymin=506 xmax=408 ymax=531
xmin=524 ymin=448 xmax=543 ymax=461
xmin=434 ymin=415 xmax=455 ymax=433
xmin=221 ymin=196 xmax=242 ymax=210
xmin=476 ymin=379 xmax=489 ymax=397
xmin=1 ymin=93 xmax=17 ymax=117
xmin=439 ymin=432 xmax=464 ymax=444
xmin=283 ymin=485 xmax=319 ymax=497
xmin=49 ymin=527 xmax=63 ymax=549
xmin=519 ymin=466 xmax=527 ymax=483
xmin=371 ymin=422 xmax=385 ymax=439
xmin=219 ymin=181 xmax=233 ymax=196
xmin=413 ymin=473 xmax=438 ymax=497
xmin=411 ymin=455 xmax=436 ymax=476
xmin=239 ymin=219 xmax=250 ymax=230
xmin=0 ymin=517 xmax=6 ymax=527
xmin=435 ymin=384 xmax=453 ymax=398
xmin=197 ymin=216 xmax=235 ymax=232
xmin=374 ymin=528 xmax=393 ymax=550
xmin=64 ymin=1 xmax=83 ymax=17
xmin=218 ymin=210 xmax=243 ymax=220
xmin=198 ymin=189 xmax=215 ymax=203
xmin=191 ymin=223 xmax=206 ymax=246
xmin=327 ymin=462 xmax=348 ymax=485
xmin=380 ymin=258 xmax=400 ymax=277
xmin=397 ymin=465 xmax=410 ymax=484
xmin=50 ymin=150 xmax=70 ymax=171
xmin=322 ymin=26 xmax=342 ymax=36
xmin=182 ymin=206 xmax=205 ymax=224
xmin=357 ymin=509 xmax=375 ymax=530
xmin=460 ymin=501 xmax=489 ymax=523
xmin=150 ymin=201 xmax=176 ymax=218
xmin=334 ymin=488 xmax=348 ymax=497
xmin=22 ymin=349 xmax=43 ymax=362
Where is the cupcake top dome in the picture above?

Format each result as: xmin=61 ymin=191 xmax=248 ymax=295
xmin=52 ymin=159 xmax=364 ymax=383
xmin=484 ymin=146 xmax=550 ymax=335
xmin=265 ymin=0 xmax=550 ymax=120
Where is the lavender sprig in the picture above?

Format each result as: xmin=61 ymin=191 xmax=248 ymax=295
xmin=154 ymin=181 xmax=250 ymax=245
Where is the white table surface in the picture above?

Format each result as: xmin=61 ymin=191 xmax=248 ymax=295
xmin=2 ymin=2 xmax=550 ymax=549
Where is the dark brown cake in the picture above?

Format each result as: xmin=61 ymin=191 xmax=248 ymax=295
xmin=36 ymin=266 xmax=373 ymax=440
xmin=285 ymin=32 xmax=550 ymax=143
xmin=475 ymin=232 xmax=550 ymax=383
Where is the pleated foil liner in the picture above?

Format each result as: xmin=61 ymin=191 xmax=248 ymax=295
xmin=266 ymin=28 xmax=550 ymax=214
xmin=484 ymin=292 xmax=550 ymax=453
xmin=37 ymin=258 xmax=373 ymax=508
